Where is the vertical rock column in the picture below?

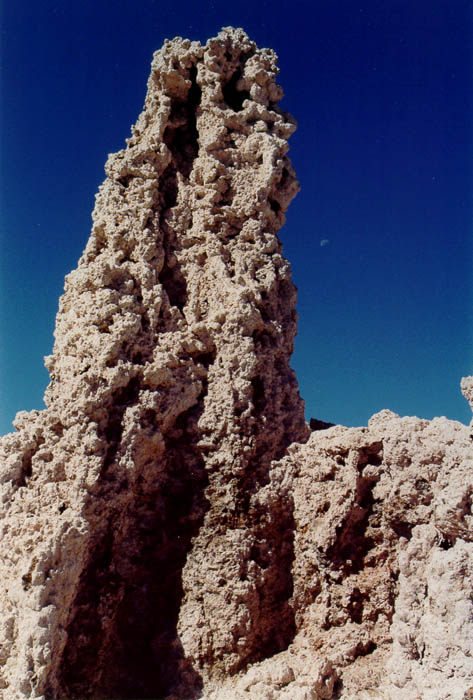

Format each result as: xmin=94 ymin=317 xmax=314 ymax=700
xmin=171 ymin=30 xmax=311 ymax=688
xmin=0 ymin=27 xmax=308 ymax=700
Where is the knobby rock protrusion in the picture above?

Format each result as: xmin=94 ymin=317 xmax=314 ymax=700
xmin=1 ymin=27 xmax=472 ymax=700
xmin=0 ymin=27 xmax=308 ymax=700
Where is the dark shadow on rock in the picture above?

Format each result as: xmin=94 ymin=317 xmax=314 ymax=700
xmin=310 ymin=418 xmax=335 ymax=431
xmin=52 ymin=395 xmax=209 ymax=700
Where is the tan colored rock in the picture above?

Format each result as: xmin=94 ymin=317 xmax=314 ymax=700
xmin=461 ymin=376 xmax=473 ymax=426
xmin=208 ymin=411 xmax=473 ymax=700
xmin=1 ymin=28 xmax=472 ymax=700
xmin=0 ymin=27 xmax=308 ymax=699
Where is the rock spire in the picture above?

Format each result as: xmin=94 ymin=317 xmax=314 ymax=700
xmin=1 ymin=27 xmax=472 ymax=700
xmin=0 ymin=27 xmax=308 ymax=699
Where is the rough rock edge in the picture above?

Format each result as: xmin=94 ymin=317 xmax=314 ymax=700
xmin=0 ymin=27 xmax=472 ymax=700
xmin=0 ymin=27 xmax=308 ymax=700
xmin=209 ymin=407 xmax=473 ymax=700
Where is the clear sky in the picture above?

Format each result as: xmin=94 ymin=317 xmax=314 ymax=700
xmin=1 ymin=0 xmax=472 ymax=435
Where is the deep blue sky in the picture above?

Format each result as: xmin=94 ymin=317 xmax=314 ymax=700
xmin=1 ymin=0 xmax=472 ymax=434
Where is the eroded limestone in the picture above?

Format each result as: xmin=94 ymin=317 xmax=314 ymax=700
xmin=1 ymin=27 xmax=472 ymax=700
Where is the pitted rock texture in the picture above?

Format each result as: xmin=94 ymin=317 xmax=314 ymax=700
xmin=214 ymin=409 xmax=473 ymax=700
xmin=0 ymin=28 xmax=308 ymax=700
xmin=0 ymin=27 xmax=472 ymax=700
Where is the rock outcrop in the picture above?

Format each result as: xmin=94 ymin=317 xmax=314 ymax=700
xmin=0 ymin=27 xmax=472 ymax=700
xmin=217 ymin=408 xmax=473 ymax=700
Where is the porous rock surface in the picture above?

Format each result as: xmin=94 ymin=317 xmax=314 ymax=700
xmin=213 ymin=409 xmax=473 ymax=700
xmin=0 ymin=27 xmax=472 ymax=700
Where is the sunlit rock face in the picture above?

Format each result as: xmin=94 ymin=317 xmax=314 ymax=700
xmin=225 ymin=409 xmax=473 ymax=700
xmin=0 ymin=27 xmax=308 ymax=700
xmin=0 ymin=27 xmax=472 ymax=700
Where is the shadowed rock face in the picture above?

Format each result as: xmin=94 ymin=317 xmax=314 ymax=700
xmin=0 ymin=27 xmax=308 ymax=700
xmin=1 ymin=27 xmax=472 ymax=700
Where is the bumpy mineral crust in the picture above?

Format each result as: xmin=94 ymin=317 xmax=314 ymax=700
xmin=0 ymin=27 xmax=308 ymax=699
xmin=216 ymin=409 xmax=473 ymax=700
xmin=1 ymin=27 xmax=472 ymax=700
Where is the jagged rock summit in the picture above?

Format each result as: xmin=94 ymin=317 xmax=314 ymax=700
xmin=1 ymin=27 xmax=472 ymax=700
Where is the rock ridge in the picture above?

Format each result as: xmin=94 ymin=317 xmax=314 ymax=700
xmin=0 ymin=27 xmax=472 ymax=700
